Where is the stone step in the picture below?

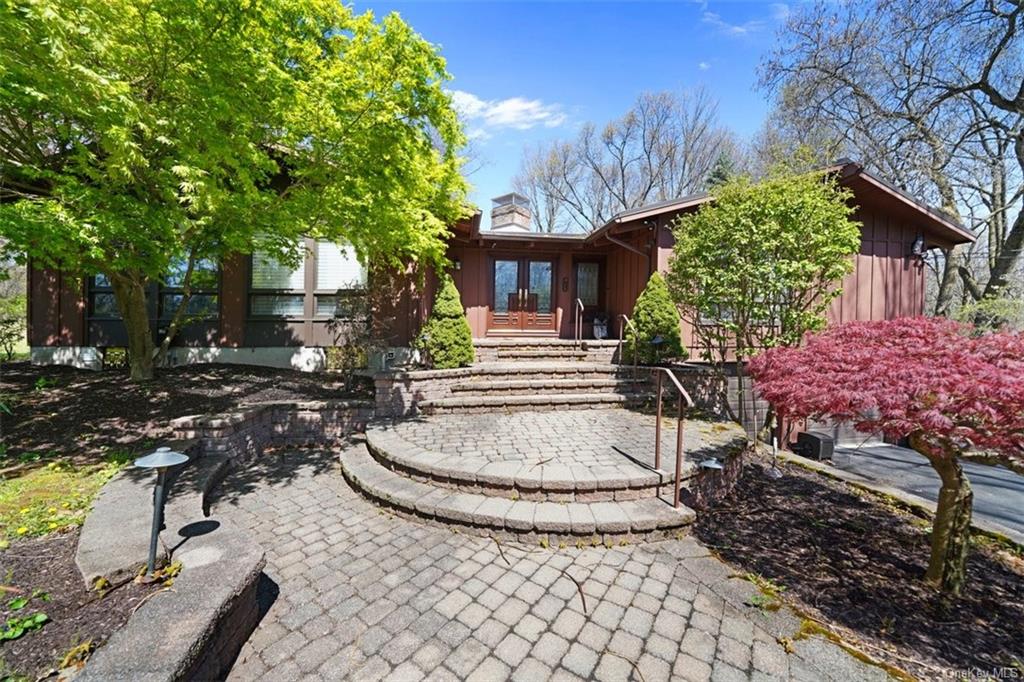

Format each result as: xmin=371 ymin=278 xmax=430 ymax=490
xmin=417 ymin=392 xmax=651 ymax=414
xmin=365 ymin=426 xmax=678 ymax=501
xmin=450 ymin=377 xmax=645 ymax=396
xmin=473 ymin=339 xmax=619 ymax=350
xmin=473 ymin=339 xmax=621 ymax=364
xmin=499 ymin=349 xmax=590 ymax=360
xmin=340 ymin=442 xmax=696 ymax=542
xmin=465 ymin=363 xmax=646 ymax=380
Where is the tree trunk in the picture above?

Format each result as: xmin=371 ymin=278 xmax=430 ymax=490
xmin=910 ymin=434 xmax=974 ymax=595
xmin=110 ymin=273 xmax=156 ymax=381
xmin=933 ymin=246 xmax=964 ymax=316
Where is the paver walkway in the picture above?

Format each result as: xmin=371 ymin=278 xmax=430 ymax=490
xmin=380 ymin=411 xmax=742 ymax=468
xmin=216 ymin=448 xmax=891 ymax=681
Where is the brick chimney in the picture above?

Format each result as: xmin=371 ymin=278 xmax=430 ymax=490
xmin=490 ymin=193 xmax=532 ymax=232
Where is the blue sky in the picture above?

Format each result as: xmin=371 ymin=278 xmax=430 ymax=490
xmin=360 ymin=1 xmax=790 ymax=226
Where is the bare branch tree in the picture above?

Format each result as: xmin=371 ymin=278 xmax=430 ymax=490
xmin=514 ymin=88 xmax=734 ymax=233
xmin=760 ymin=0 xmax=1024 ymax=317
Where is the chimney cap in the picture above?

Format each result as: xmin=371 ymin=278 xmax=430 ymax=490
xmin=492 ymin=192 xmax=531 ymax=209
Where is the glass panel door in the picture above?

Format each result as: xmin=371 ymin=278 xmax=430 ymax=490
xmin=493 ymin=260 xmax=519 ymax=313
xmin=523 ymin=259 xmax=556 ymax=331
xmin=489 ymin=258 xmax=522 ymax=332
xmin=527 ymin=261 xmax=553 ymax=313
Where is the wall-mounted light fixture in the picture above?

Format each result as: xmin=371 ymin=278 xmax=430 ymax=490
xmin=910 ymin=234 xmax=926 ymax=258
xmin=453 ymin=259 xmax=462 ymax=271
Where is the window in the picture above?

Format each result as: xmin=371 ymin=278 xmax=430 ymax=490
xmin=575 ymin=262 xmax=600 ymax=308
xmin=250 ymin=246 xmax=307 ymax=317
xmin=698 ymin=305 xmax=734 ymax=326
xmin=88 ymin=274 xmax=119 ymax=319
xmin=314 ymin=240 xmax=366 ymax=319
xmin=159 ymin=258 xmax=219 ymax=319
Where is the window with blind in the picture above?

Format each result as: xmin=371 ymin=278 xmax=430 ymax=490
xmin=250 ymin=247 xmax=306 ymax=317
xmin=315 ymin=240 xmax=367 ymax=319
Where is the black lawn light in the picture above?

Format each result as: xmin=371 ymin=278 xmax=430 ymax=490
xmin=649 ymin=334 xmax=665 ymax=363
xmin=134 ymin=446 xmax=189 ymax=575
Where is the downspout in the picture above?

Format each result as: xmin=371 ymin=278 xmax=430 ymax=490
xmin=606 ymin=229 xmax=654 ymax=276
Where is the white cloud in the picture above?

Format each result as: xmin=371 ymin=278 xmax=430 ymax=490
xmin=701 ymin=3 xmax=789 ymax=37
xmin=770 ymin=3 xmax=791 ymax=22
xmin=698 ymin=61 xmax=711 ymax=71
xmin=450 ymin=90 xmax=568 ymax=132
xmin=701 ymin=11 xmax=766 ymax=36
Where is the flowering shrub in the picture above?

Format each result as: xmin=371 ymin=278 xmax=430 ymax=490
xmin=748 ymin=317 xmax=1024 ymax=594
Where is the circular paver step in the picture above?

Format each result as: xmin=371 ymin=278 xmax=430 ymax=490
xmin=339 ymin=442 xmax=696 ymax=543
xmin=365 ymin=424 xmax=677 ymax=502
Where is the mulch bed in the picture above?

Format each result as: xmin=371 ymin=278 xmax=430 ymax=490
xmin=695 ymin=453 xmax=1024 ymax=679
xmin=0 ymin=529 xmax=160 ymax=679
xmin=0 ymin=361 xmax=371 ymax=466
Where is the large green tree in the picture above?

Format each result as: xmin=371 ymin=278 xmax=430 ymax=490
xmin=665 ymin=166 xmax=861 ymax=428
xmin=0 ymin=0 xmax=468 ymax=379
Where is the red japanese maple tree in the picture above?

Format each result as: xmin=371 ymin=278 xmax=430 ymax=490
xmin=748 ymin=317 xmax=1024 ymax=595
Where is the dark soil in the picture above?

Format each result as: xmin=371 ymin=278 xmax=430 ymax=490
xmin=695 ymin=454 xmax=1024 ymax=679
xmin=0 ymin=529 xmax=160 ymax=678
xmin=0 ymin=362 xmax=371 ymax=467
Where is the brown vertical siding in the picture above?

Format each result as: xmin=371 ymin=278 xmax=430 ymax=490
xmin=58 ymin=274 xmax=85 ymax=344
xmin=451 ymin=246 xmax=488 ymax=337
xmin=28 ymin=263 xmax=84 ymax=346
xmin=605 ymin=230 xmax=651 ymax=337
xmin=220 ymin=253 xmax=246 ymax=347
xmin=827 ymin=205 xmax=925 ymax=325
xmin=556 ymin=252 xmax=572 ymax=337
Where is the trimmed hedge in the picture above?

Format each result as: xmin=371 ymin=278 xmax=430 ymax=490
xmin=626 ymin=272 xmax=685 ymax=364
xmin=419 ymin=277 xmax=474 ymax=369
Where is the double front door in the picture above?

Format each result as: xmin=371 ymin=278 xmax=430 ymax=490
xmin=489 ymin=257 xmax=556 ymax=332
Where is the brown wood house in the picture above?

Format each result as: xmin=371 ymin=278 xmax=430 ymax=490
xmin=25 ymin=160 xmax=974 ymax=371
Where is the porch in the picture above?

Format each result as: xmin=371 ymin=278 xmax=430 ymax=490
xmin=445 ymin=209 xmax=660 ymax=342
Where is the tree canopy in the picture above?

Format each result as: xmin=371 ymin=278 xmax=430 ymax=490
xmin=0 ymin=0 xmax=468 ymax=378
xmin=749 ymin=317 xmax=1024 ymax=594
xmin=667 ymin=167 xmax=860 ymax=355
xmin=666 ymin=165 xmax=861 ymax=427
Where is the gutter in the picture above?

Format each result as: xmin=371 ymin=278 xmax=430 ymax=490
xmin=605 ymin=222 xmax=657 ymax=277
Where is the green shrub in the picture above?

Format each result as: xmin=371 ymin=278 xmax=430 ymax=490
xmin=418 ymin=277 xmax=474 ymax=369
xmin=626 ymin=272 xmax=685 ymax=364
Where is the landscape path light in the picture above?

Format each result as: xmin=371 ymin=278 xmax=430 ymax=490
xmin=699 ymin=457 xmax=724 ymax=471
xmin=134 ymin=446 xmax=189 ymax=575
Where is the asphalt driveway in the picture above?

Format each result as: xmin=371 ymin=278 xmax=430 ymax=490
xmin=832 ymin=443 xmax=1024 ymax=539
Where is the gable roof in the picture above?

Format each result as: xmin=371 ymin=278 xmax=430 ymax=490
xmin=584 ymin=160 xmax=975 ymax=247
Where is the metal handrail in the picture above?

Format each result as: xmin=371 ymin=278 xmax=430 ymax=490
xmin=573 ymin=298 xmax=584 ymax=349
xmin=616 ymin=314 xmax=639 ymax=371
xmin=649 ymin=366 xmax=695 ymax=509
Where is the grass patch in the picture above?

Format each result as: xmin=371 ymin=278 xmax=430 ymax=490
xmin=0 ymin=451 xmax=132 ymax=545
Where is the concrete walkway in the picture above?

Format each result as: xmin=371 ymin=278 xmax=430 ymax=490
xmin=833 ymin=443 xmax=1024 ymax=540
xmin=215 ymin=449 xmax=892 ymax=681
